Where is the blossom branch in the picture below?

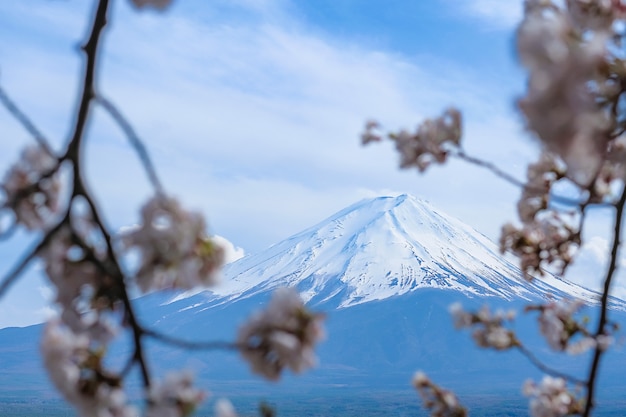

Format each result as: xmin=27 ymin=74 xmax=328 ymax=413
xmin=452 ymin=149 xmax=592 ymax=208
xmin=61 ymin=0 xmax=109 ymax=164
xmin=0 ymin=220 xmax=64 ymax=299
xmin=143 ymin=328 xmax=239 ymax=351
xmin=76 ymin=190 xmax=153 ymax=388
xmin=95 ymin=95 xmax=164 ymax=194
xmin=582 ymin=185 xmax=626 ymax=417
xmin=0 ymin=85 xmax=53 ymax=155
xmin=515 ymin=344 xmax=585 ymax=386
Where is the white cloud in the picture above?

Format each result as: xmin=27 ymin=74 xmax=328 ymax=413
xmin=213 ymin=235 xmax=245 ymax=264
xmin=452 ymin=0 xmax=524 ymax=29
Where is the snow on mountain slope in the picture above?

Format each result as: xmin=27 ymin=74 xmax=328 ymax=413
xmin=172 ymin=194 xmax=624 ymax=310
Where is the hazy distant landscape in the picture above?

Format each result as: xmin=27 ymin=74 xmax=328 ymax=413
xmin=2 ymin=196 xmax=626 ymax=416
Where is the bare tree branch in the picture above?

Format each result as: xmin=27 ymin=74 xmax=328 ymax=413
xmin=95 ymin=95 xmax=164 ymax=194
xmin=0 ymin=220 xmax=64 ymax=299
xmin=0 ymin=85 xmax=54 ymax=155
xmin=143 ymin=328 xmax=239 ymax=350
xmin=451 ymin=149 xmax=595 ymax=209
xmin=582 ymin=185 xmax=626 ymax=417
xmin=515 ymin=344 xmax=586 ymax=386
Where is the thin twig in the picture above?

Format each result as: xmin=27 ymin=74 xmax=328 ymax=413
xmin=95 ymin=95 xmax=164 ymax=194
xmin=0 ymin=220 xmax=63 ymax=299
xmin=582 ymin=185 xmax=626 ymax=417
xmin=515 ymin=344 xmax=586 ymax=386
xmin=80 ymin=183 xmax=153 ymax=388
xmin=0 ymin=85 xmax=54 ymax=154
xmin=143 ymin=328 xmax=239 ymax=351
xmin=452 ymin=150 xmax=597 ymax=208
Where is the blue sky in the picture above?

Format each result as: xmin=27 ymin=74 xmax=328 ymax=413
xmin=0 ymin=0 xmax=622 ymax=327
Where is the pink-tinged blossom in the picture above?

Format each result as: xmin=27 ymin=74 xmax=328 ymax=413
xmin=129 ymin=0 xmax=173 ymax=10
xmin=361 ymin=120 xmax=382 ymax=145
xmin=41 ymin=321 xmax=136 ymax=417
xmin=121 ymin=195 xmax=225 ymax=292
xmin=237 ymin=288 xmax=325 ymax=380
xmin=412 ymin=371 xmax=467 ymax=417
xmin=1 ymin=145 xmax=61 ymax=230
xmin=518 ymin=153 xmax=565 ymax=224
xmin=594 ymin=135 xmax=626 ymax=200
xmin=523 ymin=376 xmax=583 ymax=417
xmin=527 ymin=300 xmax=595 ymax=353
xmin=363 ymin=108 xmax=462 ymax=173
xmin=40 ymin=227 xmax=118 ymax=343
xmin=517 ymin=2 xmax=611 ymax=186
xmin=566 ymin=0 xmax=622 ymax=31
xmin=449 ymin=303 xmax=517 ymax=351
xmin=146 ymin=371 xmax=206 ymax=417
xmin=500 ymin=213 xmax=579 ymax=279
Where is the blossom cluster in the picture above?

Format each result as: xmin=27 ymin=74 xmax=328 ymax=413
xmin=523 ymin=376 xmax=583 ymax=417
xmin=41 ymin=321 xmax=137 ymax=417
xmin=1 ymin=145 xmax=61 ymax=230
xmin=120 ymin=195 xmax=225 ymax=292
xmin=0 ymin=141 xmax=234 ymax=416
xmin=500 ymin=211 xmax=579 ymax=279
xmin=526 ymin=299 xmax=612 ymax=354
xmin=238 ymin=288 xmax=325 ymax=380
xmin=362 ymin=108 xmax=462 ymax=172
xmin=412 ymin=371 xmax=467 ymax=417
xmin=449 ymin=302 xmax=518 ymax=350
xmin=146 ymin=372 xmax=206 ymax=417
xmin=499 ymin=0 xmax=626 ymax=277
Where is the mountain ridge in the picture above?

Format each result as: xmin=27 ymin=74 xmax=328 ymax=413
xmin=168 ymin=194 xmax=625 ymax=311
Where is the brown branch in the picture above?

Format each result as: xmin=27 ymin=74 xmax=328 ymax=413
xmin=94 ymin=95 xmax=164 ymax=194
xmin=451 ymin=149 xmax=603 ymax=209
xmin=143 ymin=328 xmax=239 ymax=351
xmin=0 ymin=220 xmax=64 ymax=299
xmin=62 ymin=0 xmax=109 ymax=164
xmin=57 ymin=0 xmax=152 ymax=390
xmin=582 ymin=185 xmax=626 ymax=417
xmin=515 ymin=344 xmax=586 ymax=386
xmin=0 ymin=85 xmax=54 ymax=155
xmin=79 ymin=186 xmax=153 ymax=388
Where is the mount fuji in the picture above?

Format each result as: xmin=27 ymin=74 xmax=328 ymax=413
xmin=1 ymin=194 xmax=626 ymax=415
xmin=164 ymin=194 xmax=622 ymax=310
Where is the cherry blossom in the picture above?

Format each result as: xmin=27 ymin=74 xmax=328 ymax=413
xmin=362 ymin=108 xmax=462 ymax=172
xmin=526 ymin=300 xmax=598 ymax=353
xmin=412 ymin=371 xmax=467 ymax=417
xmin=238 ymin=288 xmax=325 ymax=380
xmin=121 ymin=195 xmax=225 ymax=292
xmin=146 ymin=371 xmax=205 ymax=417
xmin=41 ymin=321 xmax=136 ymax=417
xmin=500 ymin=213 xmax=579 ymax=279
xmin=523 ymin=376 xmax=583 ymax=417
xmin=1 ymin=145 xmax=61 ymax=230
xmin=449 ymin=303 xmax=518 ymax=350
xmin=517 ymin=1 xmax=611 ymax=187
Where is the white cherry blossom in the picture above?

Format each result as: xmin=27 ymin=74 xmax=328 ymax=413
xmin=146 ymin=371 xmax=205 ymax=417
xmin=121 ymin=195 xmax=225 ymax=292
xmin=238 ymin=288 xmax=325 ymax=380
xmin=1 ymin=145 xmax=61 ymax=230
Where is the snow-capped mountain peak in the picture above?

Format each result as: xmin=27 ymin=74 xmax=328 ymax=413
xmin=181 ymin=194 xmax=615 ymax=309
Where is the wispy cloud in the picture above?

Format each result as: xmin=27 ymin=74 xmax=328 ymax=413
xmin=450 ymin=0 xmax=524 ymax=29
